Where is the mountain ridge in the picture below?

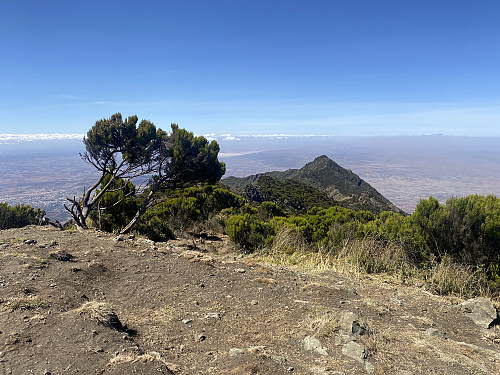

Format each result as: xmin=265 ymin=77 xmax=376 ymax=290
xmin=223 ymin=155 xmax=405 ymax=215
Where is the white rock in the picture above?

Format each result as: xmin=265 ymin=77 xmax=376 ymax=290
xmin=303 ymin=336 xmax=328 ymax=356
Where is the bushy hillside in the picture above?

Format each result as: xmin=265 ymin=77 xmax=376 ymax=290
xmin=223 ymin=155 xmax=405 ymax=215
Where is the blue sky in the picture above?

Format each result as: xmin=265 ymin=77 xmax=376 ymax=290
xmin=1 ymin=0 xmax=499 ymax=136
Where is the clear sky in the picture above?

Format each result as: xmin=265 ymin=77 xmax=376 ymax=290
xmin=1 ymin=0 xmax=499 ymax=136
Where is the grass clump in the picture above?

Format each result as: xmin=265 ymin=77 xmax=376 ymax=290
xmin=422 ymin=256 xmax=489 ymax=297
xmin=255 ymin=227 xmax=493 ymax=299
xmin=5 ymin=296 xmax=49 ymax=311
xmin=75 ymin=301 xmax=123 ymax=330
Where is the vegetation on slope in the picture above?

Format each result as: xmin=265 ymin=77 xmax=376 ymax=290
xmin=223 ymin=155 xmax=406 ymax=215
xmin=0 ymin=202 xmax=45 ymax=229
xmin=2 ymin=121 xmax=499 ymax=302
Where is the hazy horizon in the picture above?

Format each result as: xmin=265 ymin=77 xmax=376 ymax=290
xmin=1 ymin=135 xmax=499 ymax=220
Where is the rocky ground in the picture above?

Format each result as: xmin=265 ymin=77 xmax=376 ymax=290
xmin=0 ymin=226 xmax=499 ymax=375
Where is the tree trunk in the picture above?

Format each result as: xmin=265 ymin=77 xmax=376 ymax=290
xmin=120 ymin=181 xmax=163 ymax=234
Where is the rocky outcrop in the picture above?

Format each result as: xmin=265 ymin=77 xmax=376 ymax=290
xmin=461 ymin=297 xmax=499 ymax=329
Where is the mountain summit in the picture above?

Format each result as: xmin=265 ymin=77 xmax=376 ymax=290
xmin=223 ymin=155 xmax=405 ymax=214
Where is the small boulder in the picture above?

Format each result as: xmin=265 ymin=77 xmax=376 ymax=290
xmin=342 ymin=341 xmax=368 ymax=362
xmin=340 ymin=311 xmax=367 ymax=336
xmin=461 ymin=297 xmax=498 ymax=329
xmin=49 ymin=250 xmax=74 ymax=262
xmin=342 ymin=341 xmax=374 ymax=373
xmin=229 ymin=348 xmax=245 ymax=356
xmin=303 ymin=336 xmax=328 ymax=356
xmin=425 ymin=328 xmax=446 ymax=338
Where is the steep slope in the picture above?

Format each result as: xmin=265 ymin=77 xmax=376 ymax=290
xmin=223 ymin=155 xmax=405 ymax=214
xmin=243 ymin=176 xmax=337 ymax=213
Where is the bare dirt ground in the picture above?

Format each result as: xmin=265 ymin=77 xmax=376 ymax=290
xmin=1 ymin=226 xmax=499 ymax=374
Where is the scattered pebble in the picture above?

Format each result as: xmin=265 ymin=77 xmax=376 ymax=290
xmin=229 ymin=348 xmax=245 ymax=356
xmin=197 ymin=335 xmax=206 ymax=342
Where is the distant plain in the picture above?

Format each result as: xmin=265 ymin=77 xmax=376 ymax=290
xmin=1 ymin=136 xmax=499 ymax=220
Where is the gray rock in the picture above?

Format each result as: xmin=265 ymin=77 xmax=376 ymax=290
xmin=342 ymin=341 xmax=374 ymax=373
xmin=339 ymin=311 xmax=367 ymax=336
xmin=235 ymin=268 xmax=246 ymax=273
xmin=426 ymin=328 xmax=446 ymax=338
xmin=204 ymin=313 xmax=220 ymax=320
xmin=364 ymin=362 xmax=375 ymax=374
xmin=304 ymin=336 xmax=328 ymax=356
xmin=138 ymin=238 xmax=155 ymax=246
xmin=390 ymin=297 xmax=405 ymax=306
xmin=196 ymin=334 xmax=206 ymax=342
xmin=342 ymin=341 xmax=368 ymax=362
xmin=229 ymin=348 xmax=245 ymax=356
xmin=49 ymin=251 xmax=73 ymax=262
xmin=339 ymin=311 xmax=358 ymax=333
xmin=461 ymin=297 xmax=498 ymax=329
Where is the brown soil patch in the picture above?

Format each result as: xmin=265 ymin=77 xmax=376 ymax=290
xmin=0 ymin=226 xmax=499 ymax=374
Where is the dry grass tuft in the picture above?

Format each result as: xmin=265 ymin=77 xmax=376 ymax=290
xmin=303 ymin=306 xmax=340 ymax=337
xmin=4 ymin=296 xmax=49 ymax=311
xmin=424 ymin=256 xmax=488 ymax=297
xmin=254 ymin=228 xmax=491 ymax=299
xmin=256 ymin=228 xmax=334 ymax=271
xmin=334 ymin=238 xmax=410 ymax=275
xmin=75 ymin=301 xmax=122 ymax=328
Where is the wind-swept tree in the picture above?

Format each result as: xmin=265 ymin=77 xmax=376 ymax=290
xmin=120 ymin=124 xmax=225 ymax=233
xmin=66 ymin=113 xmax=225 ymax=233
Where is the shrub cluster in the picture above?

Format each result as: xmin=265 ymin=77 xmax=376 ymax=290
xmin=224 ymin=195 xmax=500 ymax=297
xmin=0 ymin=202 xmax=45 ymax=229
xmin=76 ymin=177 xmax=500 ymax=298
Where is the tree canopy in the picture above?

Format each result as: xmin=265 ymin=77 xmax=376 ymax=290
xmin=66 ymin=113 xmax=225 ymax=232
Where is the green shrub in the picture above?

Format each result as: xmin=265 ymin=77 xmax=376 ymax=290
xmin=412 ymin=195 xmax=500 ymax=266
xmin=225 ymin=213 xmax=274 ymax=251
xmin=0 ymin=203 xmax=45 ymax=229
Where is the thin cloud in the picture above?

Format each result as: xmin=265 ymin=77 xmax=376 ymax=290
xmin=0 ymin=134 xmax=84 ymax=143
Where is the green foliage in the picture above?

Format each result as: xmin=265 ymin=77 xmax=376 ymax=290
xmin=273 ymin=206 xmax=374 ymax=247
xmin=258 ymin=201 xmax=285 ymax=221
xmin=138 ymin=185 xmax=244 ymax=239
xmin=225 ymin=212 xmax=274 ymax=251
xmin=88 ymin=175 xmax=138 ymax=232
xmin=412 ymin=195 xmax=500 ymax=266
xmin=0 ymin=203 xmax=45 ymax=229
xmin=244 ymin=176 xmax=336 ymax=213
xmin=136 ymin=214 xmax=175 ymax=242
xmin=68 ymin=114 xmax=226 ymax=233
xmin=83 ymin=113 xmax=160 ymax=170
xmin=167 ymin=124 xmax=226 ymax=186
